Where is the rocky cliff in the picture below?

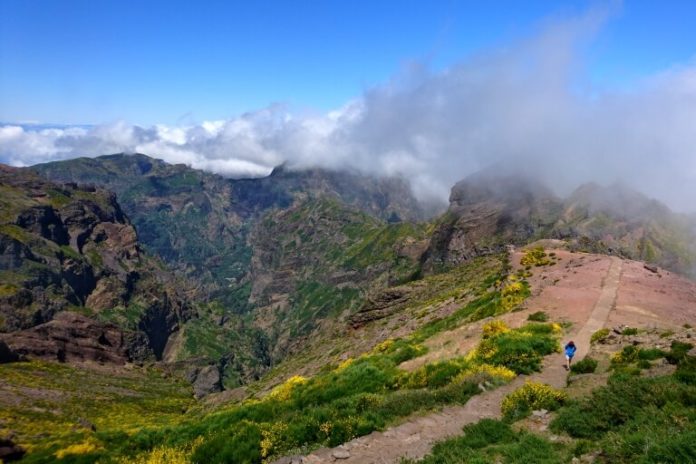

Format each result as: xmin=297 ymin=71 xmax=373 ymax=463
xmin=0 ymin=165 xmax=190 ymax=363
xmin=422 ymin=172 xmax=562 ymax=272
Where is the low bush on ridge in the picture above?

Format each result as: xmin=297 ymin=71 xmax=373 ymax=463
xmin=570 ymin=357 xmax=598 ymax=374
xmin=501 ymin=381 xmax=567 ymax=421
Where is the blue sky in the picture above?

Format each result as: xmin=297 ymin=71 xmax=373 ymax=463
xmin=1 ymin=0 xmax=695 ymax=125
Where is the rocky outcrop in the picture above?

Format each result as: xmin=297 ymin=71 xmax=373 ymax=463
xmin=0 ymin=165 xmax=190 ymax=362
xmin=422 ymin=172 xmax=561 ymax=272
xmin=189 ymin=364 xmax=223 ymax=399
xmin=0 ymin=340 xmax=21 ymax=363
xmin=0 ymin=312 xmax=129 ymax=364
xmin=350 ymin=286 xmax=414 ymax=328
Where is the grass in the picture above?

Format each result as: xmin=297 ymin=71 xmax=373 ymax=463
xmin=0 ymin=361 xmax=194 ymax=464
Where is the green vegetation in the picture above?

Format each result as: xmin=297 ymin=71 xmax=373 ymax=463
xmin=520 ymin=247 xmax=552 ymax=267
xmin=527 ymin=311 xmax=549 ymax=322
xmin=621 ymin=327 xmax=639 ymax=336
xmin=590 ymin=328 xmax=610 ymax=344
xmin=0 ymin=361 xmax=193 ymax=464
xmin=570 ymin=357 xmax=598 ymax=374
xmin=472 ymin=321 xmax=561 ymax=375
xmin=288 ymin=281 xmax=361 ymax=337
xmin=501 ymin=381 xmax=567 ymax=421
xmin=551 ymin=364 xmax=696 ymax=462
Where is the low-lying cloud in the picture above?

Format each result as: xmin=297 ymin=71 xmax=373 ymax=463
xmin=2 ymin=8 xmax=696 ymax=212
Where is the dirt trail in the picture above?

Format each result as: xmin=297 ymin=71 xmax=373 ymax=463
xmin=291 ymin=257 xmax=623 ymax=464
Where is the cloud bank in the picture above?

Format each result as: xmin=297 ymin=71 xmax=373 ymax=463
xmin=2 ymin=9 xmax=696 ymax=212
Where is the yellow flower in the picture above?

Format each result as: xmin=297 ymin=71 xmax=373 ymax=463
xmin=55 ymin=442 xmax=100 ymax=459
xmin=454 ymin=363 xmax=516 ymax=384
xmin=268 ymin=375 xmax=308 ymax=401
xmin=336 ymin=358 xmax=354 ymax=371
xmin=482 ymin=320 xmax=510 ymax=338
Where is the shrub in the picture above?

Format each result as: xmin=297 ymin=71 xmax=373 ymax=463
xmin=636 ymin=359 xmax=652 ymax=369
xmin=520 ymin=247 xmax=550 ymax=267
xmin=570 ymin=357 xmax=598 ymax=374
xmin=666 ymin=341 xmax=694 ymax=365
xmin=527 ymin=311 xmax=548 ymax=322
xmin=501 ymin=381 xmax=567 ymax=421
xmin=590 ymin=328 xmax=610 ymax=344
xmin=611 ymin=345 xmax=639 ymax=365
xmin=475 ymin=323 xmax=560 ymax=374
xmin=191 ymin=420 xmax=262 ymax=464
xmin=452 ymin=364 xmax=516 ymax=385
xmin=451 ymin=419 xmax=516 ymax=449
xmin=400 ymin=359 xmax=469 ymax=389
xmin=268 ymin=376 xmax=308 ymax=401
xmin=482 ymin=320 xmax=510 ymax=338
xmin=675 ymin=356 xmax=696 ymax=385
xmin=638 ymin=348 xmax=666 ymax=361
xmin=500 ymin=279 xmax=529 ymax=311
xmin=621 ymin=327 xmax=639 ymax=336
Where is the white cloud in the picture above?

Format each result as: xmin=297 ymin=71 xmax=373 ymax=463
xmin=2 ymin=8 xmax=696 ymax=212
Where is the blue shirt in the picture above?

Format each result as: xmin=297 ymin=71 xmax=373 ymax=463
xmin=565 ymin=344 xmax=576 ymax=357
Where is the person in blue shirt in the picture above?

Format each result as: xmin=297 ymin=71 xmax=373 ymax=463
xmin=564 ymin=341 xmax=577 ymax=370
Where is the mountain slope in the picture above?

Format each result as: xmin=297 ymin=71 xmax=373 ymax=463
xmin=554 ymin=182 xmax=696 ymax=275
xmin=422 ymin=172 xmax=696 ymax=278
xmin=32 ymin=154 xmax=428 ymax=306
xmin=0 ymin=164 xmax=190 ymax=362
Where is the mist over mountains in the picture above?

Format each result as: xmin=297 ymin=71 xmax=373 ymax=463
xmin=2 ymin=8 xmax=696 ymax=212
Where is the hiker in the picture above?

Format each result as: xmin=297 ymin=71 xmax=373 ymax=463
xmin=564 ymin=341 xmax=577 ymax=370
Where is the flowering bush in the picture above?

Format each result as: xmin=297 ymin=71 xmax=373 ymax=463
xmin=268 ymin=375 xmax=308 ymax=401
xmin=453 ymin=363 xmax=516 ymax=384
xmin=501 ymin=381 xmax=567 ymax=420
xmin=482 ymin=320 xmax=510 ymax=338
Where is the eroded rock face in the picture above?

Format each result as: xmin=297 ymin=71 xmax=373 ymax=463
xmin=190 ymin=365 xmax=223 ymax=399
xmin=0 ymin=165 xmax=190 ymax=362
xmin=423 ymin=172 xmax=562 ymax=271
xmin=0 ymin=312 xmax=128 ymax=364
xmin=0 ymin=340 xmax=21 ymax=363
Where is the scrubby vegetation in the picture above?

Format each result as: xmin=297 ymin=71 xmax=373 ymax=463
xmin=527 ymin=311 xmax=549 ymax=322
xmin=520 ymin=247 xmax=552 ymax=267
xmin=590 ymin=328 xmax=610 ymax=344
xmin=471 ymin=321 xmax=561 ymax=374
xmin=501 ymin=381 xmax=567 ymax=421
xmin=570 ymin=357 xmax=598 ymax=374
xmin=0 ymin=361 xmax=194 ymax=464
